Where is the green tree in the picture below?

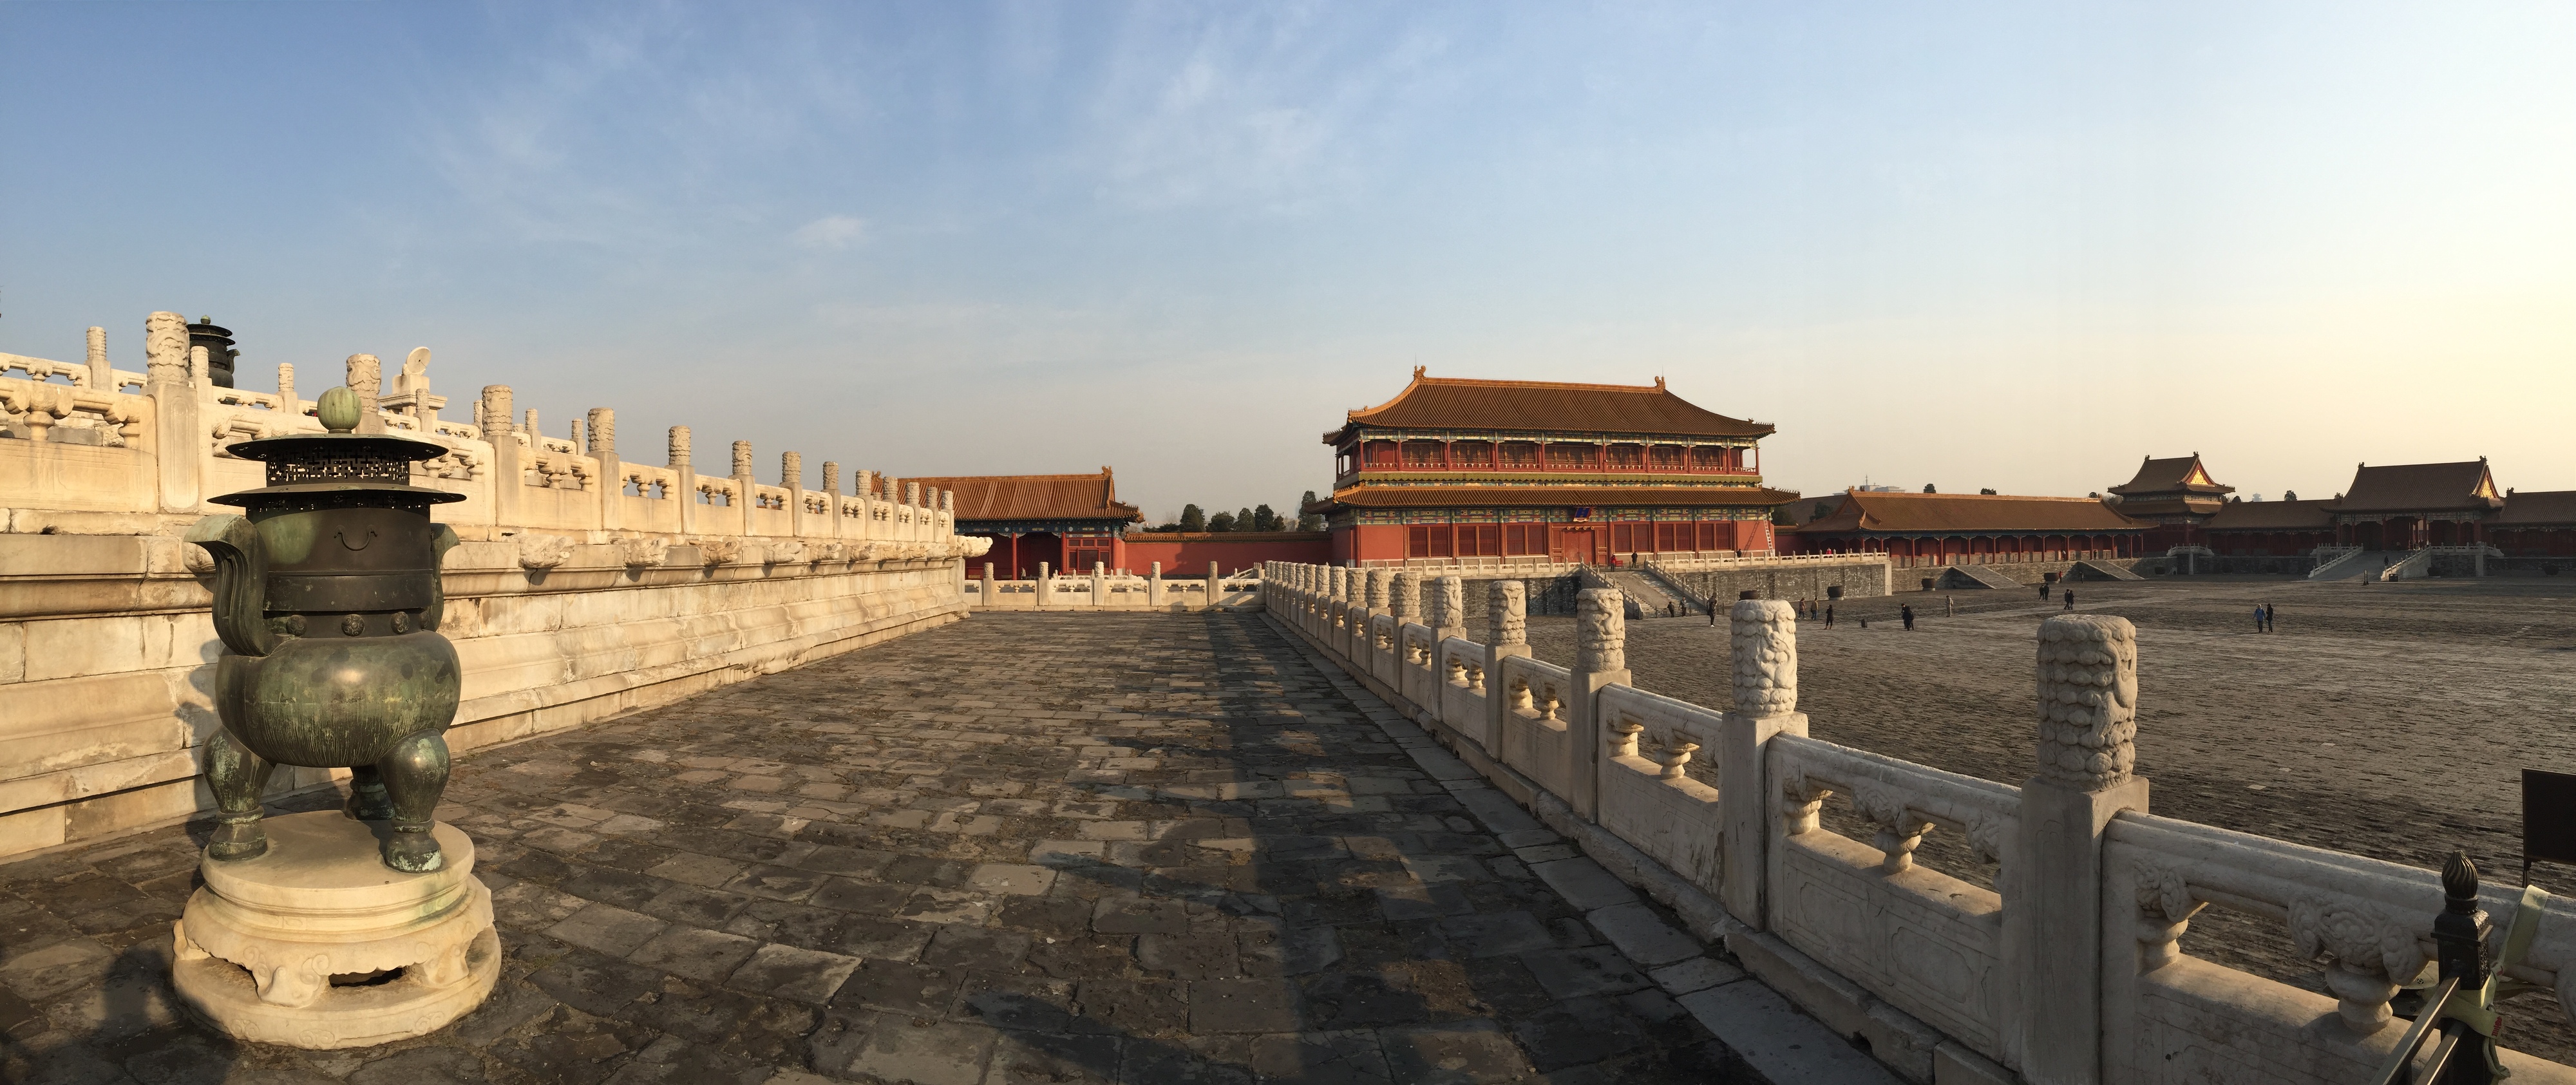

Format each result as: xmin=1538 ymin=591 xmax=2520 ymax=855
xmin=1208 ymin=511 xmax=1237 ymax=532
xmin=1235 ymin=507 xmax=1255 ymax=532
xmin=1251 ymin=504 xmax=1278 ymax=531
xmin=1922 ymin=484 xmax=1937 ymax=493
xmin=1298 ymin=491 xmax=1325 ymax=531
xmin=1179 ymin=504 xmax=1206 ymax=532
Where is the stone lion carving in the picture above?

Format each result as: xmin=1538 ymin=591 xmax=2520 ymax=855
xmin=2035 ymin=614 xmax=2138 ymax=789
xmin=1730 ymin=599 xmax=1797 ymax=717
xmin=960 ymin=536 xmax=993 ymax=558
xmin=1575 ymin=588 xmax=1624 ymax=672
xmin=516 ymin=534 xmax=573 ymax=570
xmin=1488 ymin=580 xmax=1526 ymax=646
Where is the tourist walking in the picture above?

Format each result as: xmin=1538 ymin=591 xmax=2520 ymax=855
xmin=1825 ymin=603 xmax=1835 ymax=628
xmin=2253 ymin=604 xmax=2265 ymax=633
xmin=2263 ymin=603 xmax=2277 ymax=633
xmin=1900 ymin=604 xmax=1915 ymax=631
xmin=2062 ymin=590 xmax=2076 ymax=610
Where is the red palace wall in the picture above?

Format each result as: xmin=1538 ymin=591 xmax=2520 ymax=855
xmin=1120 ymin=532 xmax=1332 ymax=575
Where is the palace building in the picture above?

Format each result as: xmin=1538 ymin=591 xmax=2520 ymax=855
xmin=1308 ymin=370 xmax=1796 ymax=565
xmin=911 ymin=467 xmax=1141 ymax=578
xmin=2105 ymin=453 xmax=2234 ymax=551
xmin=1783 ymin=490 xmax=2151 ymax=565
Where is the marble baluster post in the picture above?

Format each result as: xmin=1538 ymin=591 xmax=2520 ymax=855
xmin=732 ymin=440 xmax=755 ymax=536
xmin=482 ymin=386 xmax=519 ymax=525
xmin=669 ymin=426 xmax=696 ymax=534
xmin=783 ymin=451 xmax=805 ymax=538
xmin=2016 ymin=615 xmax=2148 ymax=1084
xmin=1568 ymin=588 xmax=1630 ymax=819
xmin=1719 ymin=599 xmax=1804 ymax=927
xmin=589 ymin=408 xmax=620 ymax=531
xmin=1481 ymin=581 xmax=1530 ymax=755
xmin=144 ymin=312 xmax=198 ymax=511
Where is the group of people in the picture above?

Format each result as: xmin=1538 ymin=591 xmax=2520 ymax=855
xmin=1794 ymin=597 xmax=1837 ymax=627
xmin=2253 ymin=603 xmax=2280 ymax=632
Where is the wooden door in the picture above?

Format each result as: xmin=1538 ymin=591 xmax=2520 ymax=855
xmin=1557 ymin=529 xmax=1596 ymax=565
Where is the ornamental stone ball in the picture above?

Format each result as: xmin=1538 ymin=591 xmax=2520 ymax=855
xmin=186 ymin=385 xmax=466 ymax=873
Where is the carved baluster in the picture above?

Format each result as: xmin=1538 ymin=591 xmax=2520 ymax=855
xmin=1608 ymin=717 xmax=1643 ymax=759
xmin=1659 ymin=741 xmax=1698 ymax=781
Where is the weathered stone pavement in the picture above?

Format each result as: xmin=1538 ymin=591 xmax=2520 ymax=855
xmin=1 ymin=612 xmax=1754 ymax=1084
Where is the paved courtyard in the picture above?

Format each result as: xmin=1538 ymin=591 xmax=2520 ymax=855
xmin=1 ymin=612 xmax=1752 ymax=1085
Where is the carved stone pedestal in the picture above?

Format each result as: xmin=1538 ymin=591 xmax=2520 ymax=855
xmin=171 ymin=811 xmax=499 ymax=1048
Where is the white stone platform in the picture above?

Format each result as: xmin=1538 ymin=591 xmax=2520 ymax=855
xmin=171 ymin=811 xmax=498 ymax=1048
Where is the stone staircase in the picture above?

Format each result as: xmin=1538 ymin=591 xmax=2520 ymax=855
xmin=1601 ymin=569 xmax=1681 ymax=618
xmin=2071 ymin=560 xmax=2143 ymax=582
xmin=2309 ymin=550 xmax=2403 ymax=581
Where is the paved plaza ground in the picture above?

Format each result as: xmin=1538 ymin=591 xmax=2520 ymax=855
xmin=1530 ymin=573 xmax=2576 ymax=1061
xmin=1 ymin=613 xmax=1763 ymax=1085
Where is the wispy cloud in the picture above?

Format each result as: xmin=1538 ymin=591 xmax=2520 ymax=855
xmin=792 ymin=214 xmax=868 ymax=250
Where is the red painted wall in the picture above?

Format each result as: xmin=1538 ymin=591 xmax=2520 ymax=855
xmin=1119 ymin=532 xmax=1331 ymax=575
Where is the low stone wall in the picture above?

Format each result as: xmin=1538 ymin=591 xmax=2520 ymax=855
xmin=0 ymin=532 xmax=965 ymax=860
xmin=2133 ymin=554 xmax=2316 ymax=576
xmin=1658 ymin=558 xmax=1891 ymax=603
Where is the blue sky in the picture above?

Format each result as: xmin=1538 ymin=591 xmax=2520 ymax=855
xmin=5 ymin=2 xmax=2570 ymax=518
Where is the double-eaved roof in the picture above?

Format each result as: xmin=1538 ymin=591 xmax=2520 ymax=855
xmin=1795 ymin=491 xmax=2147 ymax=535
xmin=2337 ymin=460 xmax=2504 ymax=514
xmin=1325 ymin=369 xmax=1774 ymax=442
xmin=2108 ymin=454 xmax=2233 ymax=498
xmin=909 ymin=468 xmax=1142 ymax=525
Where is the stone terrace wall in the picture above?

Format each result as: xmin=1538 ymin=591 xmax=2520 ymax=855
xmin=1259 ymin=559 xmax=2576 ymax=1085
xmin=0 ymin=315 xmax=987 ymax=861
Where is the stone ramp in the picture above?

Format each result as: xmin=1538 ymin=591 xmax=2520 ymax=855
xmin=1937 ymin=563 xmax=2023 ymax=590
xmin=2070 ymin=559 xmax=2143 ymax=581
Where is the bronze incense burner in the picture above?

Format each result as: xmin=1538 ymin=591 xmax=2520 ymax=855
xmin=187 ymin=386 xmax=464 ymax=871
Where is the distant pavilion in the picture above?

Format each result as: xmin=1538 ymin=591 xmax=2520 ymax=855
xmin=2105 ymin=453 xmax=2233 ymax=551
xmin=910 ymin=468 xmax=1141 ymax=578
xmin=1309 ymin=370 xmax=1797 ymax=566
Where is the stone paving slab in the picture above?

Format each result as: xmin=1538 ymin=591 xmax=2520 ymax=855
xmin=0 ymin=613 xmax=1756 ymax=1084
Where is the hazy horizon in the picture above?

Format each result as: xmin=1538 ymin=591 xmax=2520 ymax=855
xmin=5 ymin=3 xmax=2570 ymax=516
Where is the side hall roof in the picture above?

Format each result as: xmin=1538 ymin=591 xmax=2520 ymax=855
xmin=909 ymin=468 xmax=1143 ymax=524
xmin=2108 ymin=453 xmax=2233 ymax=496
xmin=2499 ymin=490 xmax=2576 ymax=526
xmin=1794 ymin=490 xmax=2148 ymax=534
xmin=2202 ymin=498 xmax=2338 ymax=531
xmin=2336 ymin=461 xmax=2504 ymax=514
xmin=1325 ymin=368 xmax=1774 ymax=442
